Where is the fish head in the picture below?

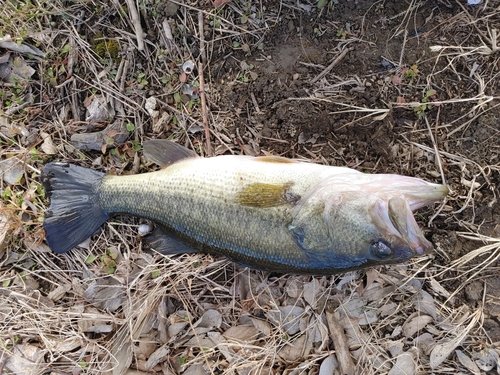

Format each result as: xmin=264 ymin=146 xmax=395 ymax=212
xmin=291 ymin=174 xmax=448 ymax=271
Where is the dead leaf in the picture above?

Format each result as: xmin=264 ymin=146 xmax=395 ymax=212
xmin=303 ymin=279 xmax=323 ymax=308
xmin=0 ymin=157 xmax=24 ymax=185
xmin=455 ymin=349 xmax=481 ymax=375
xmin=475 ymin=348 xmax=499 ymax=371
xmin=223 ymin=324 xmax=260 ymax=344
xmin=0 ymin=209 xmax=10 ymax=253
xmin=184 ymin=364 xmax=209 ymax=375
xmin=213 ymin=0 xmax=232 ymax=8
xmin=145 ymin=344 xmax=169 ymax=371
xmin=402 ymin=313 xmax=433 ymax=338
xmin=195 ymin=309 xmax=222 ymax=330
xmin=105 ymin=326 xmax=133 ymax=375
xmin=0 ymin=39 xmax=44 ymax=56
xmin=168 ymin=322 xmax=188 ymax=338
xmin=4 ymin=344 xmax=48 ymax=375
xmin=388 ymin=350 xmax=416 ymax=375
xmin=319 ymin=354 xmax=339 ymax=375
xmin=278 ymin=334 xmax=307 ymax=362
xmin=12 ymin=56 xmax=35 ymax=79
xmin=413 ymin=332 xmax=435 ymax=355
xmin=83 ymin=278 xmax=125 ymax=312
xmin=413 ymin=290 xmax=437 ymax=319
xmin=267 ymin=305 xmax=305 ymax=335
xmin=48 ymin=283 xmax=71 ymax=302
xmin=379 ymin=302 xmax=398 ymax=317
xmin=342 ymin=297 xmax=378 ymax=325
xmin=47 ymin=337 xmax=82 ymax=353
xmin=285 ymin=278 xmax=303 ymax=299
xmin=85 ymin=95 xmax=115 ymax=124
xmin=40 ymin=131 xmax=57 ymax=154
xmin=249 ymin=317 xmax=271 ymax=336
xmin=71 ymin=120 xmax=128 ymax=152
xmin=430 ymin=309 xmax=482 ymax=369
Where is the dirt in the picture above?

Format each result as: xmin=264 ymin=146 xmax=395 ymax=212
xmin=1 ymin=0 xmax=500 ymax=373
xmin=207 ymin=0 xmax=500 ymax=335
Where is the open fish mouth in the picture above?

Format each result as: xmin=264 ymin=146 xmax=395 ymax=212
xmin=371 ymin=193 xmax=441 ymax=260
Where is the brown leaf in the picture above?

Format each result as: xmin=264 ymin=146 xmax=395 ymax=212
xmin=223 ymin=324 xmax=260 ymax=343
xmin=4 ymin=344 xmax=48 ymax=375
xmin=213 ymin=0 xmax=232 ymax=8
xmin=402 ymin=313 xmax=433 ymax=338
xmin=278 ymin=334 xmax=307 ymax=362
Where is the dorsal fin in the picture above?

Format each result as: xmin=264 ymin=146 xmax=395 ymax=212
xmin=143 ymin=139 xmax=199 ymax=168
xmin=254 ymin=155 xmax=296 ymax=164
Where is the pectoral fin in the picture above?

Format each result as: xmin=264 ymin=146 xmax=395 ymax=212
xmin=143 ymin=226 xmax=198 ymax=255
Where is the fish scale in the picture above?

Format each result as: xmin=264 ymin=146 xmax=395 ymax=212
xmin=98 ymin=160 xmax=309 ymax=270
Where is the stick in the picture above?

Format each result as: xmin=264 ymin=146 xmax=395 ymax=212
xmin=310 ymin=47 xmax=353 ymax=84
xmin=198 ymin=11 xmax=212 ymax=156
xmin=124 ymin=0 xmax=145 ymax=50
xmin=325 ymin=305 xmax=356 ymax=375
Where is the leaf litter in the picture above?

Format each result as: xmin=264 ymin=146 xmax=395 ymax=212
xmin=0 ymin=0 xmax=499 ymax=374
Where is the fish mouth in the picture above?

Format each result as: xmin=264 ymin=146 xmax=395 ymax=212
xmin=371 ymin=196 xmax=435 ymax=259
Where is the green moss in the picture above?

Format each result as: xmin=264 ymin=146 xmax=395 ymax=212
xmin=92 ymin=39 xmax=120 ymax=60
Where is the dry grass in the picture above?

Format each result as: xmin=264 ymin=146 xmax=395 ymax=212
xmin=1 ymin=0 xmax=499 ymax=374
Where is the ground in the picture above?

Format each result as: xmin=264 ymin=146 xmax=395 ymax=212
xmin=0 ymin=0 xmax=499 ymax=374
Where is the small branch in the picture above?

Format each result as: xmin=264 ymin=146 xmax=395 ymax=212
xmin=198 ymin=11 xmax=211 ymax=156
xmin=424 ymin=115 xmax=446 ymax=186
xmin=310 ymin=47 xmax=353 ymax=84
xmin=325 ymin=305 xmax=356 ymax=375
xmin=124 ymin=0 xmax=145 ymax=50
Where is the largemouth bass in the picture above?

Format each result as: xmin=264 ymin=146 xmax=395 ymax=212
xmin=41 ymin=140 xmax=448 ymax=274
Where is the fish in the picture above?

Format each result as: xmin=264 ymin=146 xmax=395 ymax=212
xmin=40 ymin=139 xmax=448 ymax=274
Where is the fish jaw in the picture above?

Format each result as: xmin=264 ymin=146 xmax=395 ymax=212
xmin=344 ymin=173 xmax=449 ymax=210
xmin=370 ymin=197 xmax=433 ymax=260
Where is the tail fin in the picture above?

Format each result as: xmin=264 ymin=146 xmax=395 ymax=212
xmin=41 ymin=163 xmax=109 ymax=254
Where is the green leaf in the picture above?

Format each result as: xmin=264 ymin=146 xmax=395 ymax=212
xmin=2 ymin=186 xmax=12 ymax=200
xmin=126 ymin=122 xmax=135 ymax=132
xmin=61 ymin=44 xmax=71 ymax=54
xmin=151 ymin=269 xmax=160 ymax=278
xmin=426 ymin=89 xmax=437 ymax=97
xmin=85 ymin=254 xmax=96 ymax=264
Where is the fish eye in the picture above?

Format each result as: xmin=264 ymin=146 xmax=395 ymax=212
xmin=370 ymin=240 xmax=393 ymax=259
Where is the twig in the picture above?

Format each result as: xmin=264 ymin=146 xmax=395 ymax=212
xmin=310 ymin=47 xmax=353 ymax=84
xmin=325 ymin=304 xmax=356 ymax=375
xmin=198 ymin=11 xmax=212 ymax=156
xmin=424 ymin=116 xmax=446 ymax=186
xmin=162 ymin=19 xmax=182 ymax=58
xmin=123 ymin=0 xmax=145 ymax=50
